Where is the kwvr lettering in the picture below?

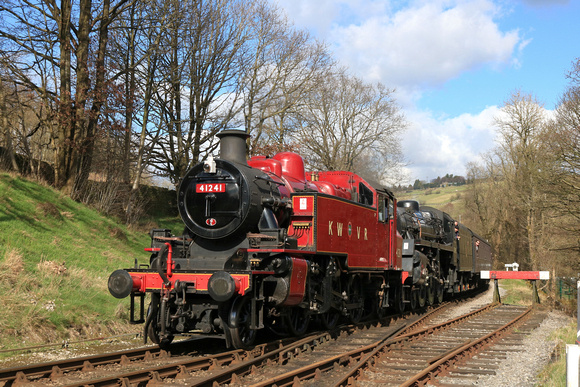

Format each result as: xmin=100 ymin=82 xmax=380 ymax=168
xmin=329 ymin=221 xmax=367 ymax=239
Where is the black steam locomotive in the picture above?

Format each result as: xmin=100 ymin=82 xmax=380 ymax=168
xmin=397 ymin=199 xmax=492 ymax=308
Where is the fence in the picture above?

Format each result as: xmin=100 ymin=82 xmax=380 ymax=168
xmin=556 ymin=277 xmax=578 ymax=301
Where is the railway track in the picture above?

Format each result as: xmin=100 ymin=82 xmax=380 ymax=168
xmin=0 ymin=299 xmax=544 ymax=387
xmin=233 ymin=303 xmax=527 ymax=386
xmin=0 ymin=304 xmax=442 ymax=386
xmin=357 ymin=304 xmax=537 ymax=386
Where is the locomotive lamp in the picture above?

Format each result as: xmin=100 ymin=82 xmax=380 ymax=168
xmin=203 ymin=154 xmax=217 ymax=173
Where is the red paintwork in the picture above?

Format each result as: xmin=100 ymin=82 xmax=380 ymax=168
xmin=249 ymin=153 xmax=319 ymax=193
xmin=285 ymin=258 xmax=308 ymax=305
xmin=129 ymin=272 xmax=250 ymax=295
xmin=135 ymin=151 xmax=402 ymax=303
xmin=248 ymin=156 xmax=283 ymax=177
xmin=309 ymin=180 xmax=352 ymax=199
xmin=237 ymin=159 xmax=404 ymax=273
xmin=196 ymin=183 xmax=226 ymax=193
xmin=289 ymin=193 xmax=401 ymax=270
xmin=144 ymin=244 xmax=174 ymax=277
xmin=486 ymin=271 xmax=545 ymax=280
xmin=165 ymin=242 xmax=173 ymax=277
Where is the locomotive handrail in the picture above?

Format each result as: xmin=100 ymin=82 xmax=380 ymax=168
xmin=254 ymin=174 xmax=285 ymax=186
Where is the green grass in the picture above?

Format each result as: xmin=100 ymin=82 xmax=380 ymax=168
xmin=499 ymin=279 xmax=536 ymax=305
xmin=399 ymin=185 xmax=468 ymax=219
xmin=0 ymin=173 xmax=180 ymax=351
xmin=537 ymin=321 xmax=578 ymax=387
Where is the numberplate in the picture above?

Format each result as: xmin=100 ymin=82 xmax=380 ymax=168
xmin=196 ymin=183 xmax=226 ymax=193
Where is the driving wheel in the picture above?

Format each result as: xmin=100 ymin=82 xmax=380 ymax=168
xmin=228 ymin=295 xmax=257 ymax=349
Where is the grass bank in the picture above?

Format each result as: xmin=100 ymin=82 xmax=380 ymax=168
xmin=398 ymin=184 xmax=468 ymax=220
xmin=0 ymin=173 xmax=180 ymax=352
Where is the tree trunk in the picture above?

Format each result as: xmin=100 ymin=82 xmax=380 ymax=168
xmin=54 ymin=0 xmax=74 ymax=190
xmin=0 ymin=82 xmax=19 ymax=171
xmin=72 ymin=0 xmax=110 ymax=198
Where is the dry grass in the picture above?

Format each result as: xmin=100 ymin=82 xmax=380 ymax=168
xmin=2 ymin=248 xmax=25 ymax=279
xmin=37 ymin=202 xmax=62 ymax=220
xmin=37 ymin=259 xmax=68 ymax=275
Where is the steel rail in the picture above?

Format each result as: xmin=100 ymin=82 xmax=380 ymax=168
xmin=0 ymin=346 xmax=164 ymax=384
xmin=399 ymin=305 xmax=533 ymax=387
xmin=330 ymin=302 xmax=499 ymax=386
xmin=247 ymin=303 xmax=498 ymax=387
xmin=54 ymin=333 xmax=328 ymax=387
xmin=248 ymin=322 xmax=410 ymax=387
xmin=187 ymin=332 xmax=332 ymax=387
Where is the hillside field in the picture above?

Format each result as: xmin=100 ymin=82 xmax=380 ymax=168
xmin=398 ymin=184 xmax=468 ymax=221
xmin=0 ymin=173 xmax=181 ymax=352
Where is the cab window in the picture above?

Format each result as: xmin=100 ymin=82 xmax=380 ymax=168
xmin=378 ymin=196 xmax=389 ymax=223
xmin=358 ymin=182 xmax=374 ymax=206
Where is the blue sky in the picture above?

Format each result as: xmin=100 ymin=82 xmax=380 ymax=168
xmin=273 ymin=0 xmax=579 ymax=184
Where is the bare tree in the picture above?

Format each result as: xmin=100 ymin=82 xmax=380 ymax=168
xmin=493 ymin=90 xmax=554 ymax=270
xmin=240 ymin=2 xmax=333 ymax=154
xmin=143 ymin=0 xmax=257 ymax=185
xmin=546 ymin=58 xmax=580 ymax=262
xmin=296 ymin=70 xmax=406 ymax=174
xmin=464 ymin=157 xmax=524 ymax=266
xmin=0 ymin=75 xmax=20 ymax=171
xmin=0 ymin=0 xmax=132 ymax=196
xmin=464 ymin=90 xmax=555 ymax=272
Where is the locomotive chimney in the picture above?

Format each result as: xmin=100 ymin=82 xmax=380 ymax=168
xmin=217 ymin=130 xmax=250 ymax=165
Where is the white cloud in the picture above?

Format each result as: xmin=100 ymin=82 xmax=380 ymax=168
xmin=274 ymin=0 xmax=526 ymax=185
xmin=333 ymin=1 xmax=519 ymax=87
xmin=401 ymin=105 xmax=500 ymax=184
xmin=274 ymin=0 xmax=390 ymax=36
xmin=276 ymin=0 xmax=521 ymax=103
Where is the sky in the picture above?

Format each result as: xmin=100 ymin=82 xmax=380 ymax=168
xmin=272 ymin=0 xmax=580 ymax=185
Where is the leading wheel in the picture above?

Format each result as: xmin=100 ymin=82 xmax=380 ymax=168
xmin=145 ymin=293 xmax=173 ymax=348
xmin=228 ymin=296 xmax=257 ymax=349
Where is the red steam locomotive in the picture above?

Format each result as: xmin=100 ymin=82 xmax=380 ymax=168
xmin=108 ymin=130 xmax=491 ymax=349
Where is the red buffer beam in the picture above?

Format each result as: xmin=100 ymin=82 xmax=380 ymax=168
xmin=480 ymin=271 xmax=550 ymax=280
